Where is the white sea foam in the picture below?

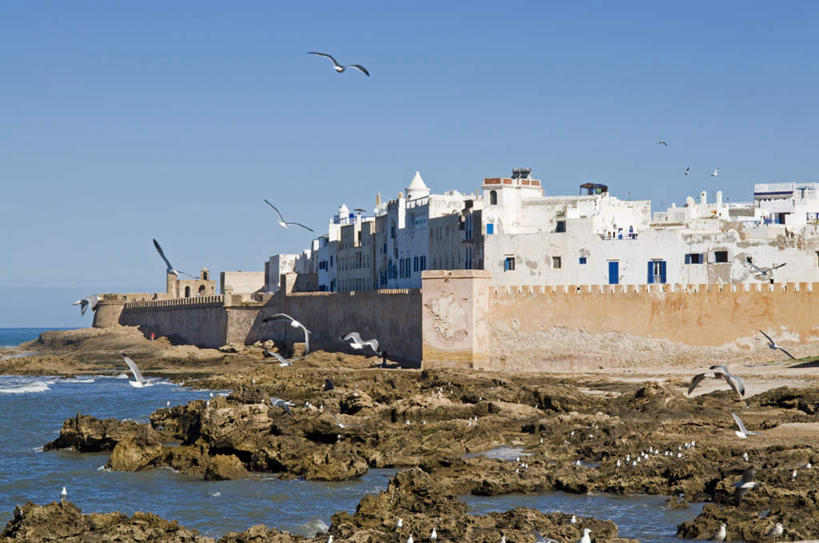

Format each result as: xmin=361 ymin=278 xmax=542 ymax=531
xmin=0 ymin=382 xmax=51 ymax=394
xmin=63 ymin=378 xmax=95 ymax=384
xmin=302 ymin=518 xmax=330 ymax=537
xmin=97 ymin=465 xmax=110 ymax=471
xmin=32 ymin=446 xmax=44 ymax=453
xmin=209 ymin=491 xmax=222 ymax=497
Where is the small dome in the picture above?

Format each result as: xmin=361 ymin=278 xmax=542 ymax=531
xmin=338 ymin=203 xmax=350 ymax=216
xmin=406 ymin=171 xmax=430 ymax=200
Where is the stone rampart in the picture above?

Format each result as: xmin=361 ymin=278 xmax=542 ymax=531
xmin=119 ymin=295 xmax=227 ymax=348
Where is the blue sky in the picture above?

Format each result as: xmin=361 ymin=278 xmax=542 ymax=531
xmin=1 ymin=1 xmax=817 ymax=327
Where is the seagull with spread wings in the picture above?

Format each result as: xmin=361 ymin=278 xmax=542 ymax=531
xmin=733 ymin=466 xmax=760 ymax=502
xmin=688 ymin=364 xmax=745 ymax=397
xmin=152 ymin=239 xmax=193 ymax=277
xmin=746 ymin=257 xmax=787 ymax=278
xmin=731 ymin=412 xmax=762 ymax=439
xmin=308 ymin=51 xmax=369 ymax=76
xmin=121 ymin=353 xmax=149 ymax=388
xmin=73 ymin=294 xmax=102 ymax=316
xmin=263 ymin=313 xmax=311 ymax=354
xmin=657 ymin=140 xmax=668 ymax=147
xmin=342 ymin=332 xmax=381 ymax=355
xmin=264 ymin=199 xmax=314 ymax=232
xmin=759 ymin=330 xmax=796 ymax=359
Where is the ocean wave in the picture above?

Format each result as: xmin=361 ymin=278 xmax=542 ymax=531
xmin=0 ymin=382 xmax=51 ymax=394
xmin=62 ymin=378 xmax=96 ymax=384
xmin=301 ymin=518 xmax=329 ymax=537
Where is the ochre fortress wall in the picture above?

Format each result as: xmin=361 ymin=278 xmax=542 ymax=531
xmin=99 ymin=274 xmax=818 ymax=368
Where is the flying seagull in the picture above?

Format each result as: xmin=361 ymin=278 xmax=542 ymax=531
xmin=262 ymin=349 xmax=292 ymax=367
xmin=711 ymin=168 xmax=720 ymax=177
xmin=759 ymin=330 xmax=796 ymax=359
xmin=262 ymin=313 xmax=311 ymax=353
xmin=73 ymin=294 xmax=102 ymax=316
xmin=684 ymin=167 xmax=690 ymax=176
xmin=688 ymin=364 xmax=745 ymax=397
xmin=152 ymin=239 xmax=192 ymax=277
xmin=533 ymin=530 xmax=560 ymax=543
xmin=121 ymin=354 xmax=147 ymax=388
xmin=745 ymin=257 xmax=786 ymax=278
xmin=263 ymin=199 xmax=314 ymax=232
xmin=270 ymin=397 xmax=295 ymax=415
xmin=733 ymin=466 xmax=759 ymax=502
xmin=342 ymin=332 xmax=380 ymax=355
xmin=308 ymin=51 xmax=370 ymax=76
xmin=731 ymin=412 xmax=762 ymax=439
xmin=657 ymin=140 xmax=668 ymax=147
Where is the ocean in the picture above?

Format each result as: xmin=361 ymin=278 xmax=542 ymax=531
xmin=0 ymin=328 xmax=701 ymax=541
xmin=0 ymin=327 xmax=63 ymax=348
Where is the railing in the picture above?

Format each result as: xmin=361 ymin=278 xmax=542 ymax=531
xmin=491 ymin=282 xmax=816 ymax=297
xmin=124 ymin=295 xmax=224 ymax=309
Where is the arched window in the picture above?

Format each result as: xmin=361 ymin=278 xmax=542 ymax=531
xmin=184 ymin=286 xmax=191 ymax=298
xmin=489 ymin=190 xmax=497 ymax=205
xmin=198 ymin=285 xmax=206 ymax=296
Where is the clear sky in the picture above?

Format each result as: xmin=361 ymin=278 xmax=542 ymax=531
xmin=1 ymin=1 xmax=818 ymax=327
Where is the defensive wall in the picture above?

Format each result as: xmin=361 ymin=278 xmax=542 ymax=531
xmin=100 ymin=272 xmax=819 ymax=369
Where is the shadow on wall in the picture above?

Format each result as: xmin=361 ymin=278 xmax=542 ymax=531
xmin=239 ymin=292 xmax=422 ymax=367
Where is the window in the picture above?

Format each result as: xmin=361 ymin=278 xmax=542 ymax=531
xmin=552 ymin=256 xmax=562 ymax=269
xmin=465 ymin=214 xmax=473 ymax=239
xmin=647 ymin=260 xmax=667 ymax=284
xmin=503 ymin=256 xmax=516 ymax=272
xmin=816 ymin=251 xmax=819 ymax=267
xmin=184 ymin=286 xmax=191 ymax=298
xmin=390 ymin=224 xmax=396 ymax=238
xmin=489 ymin=190 xmax=497 ymax=205
xmin=413 ymin=256 xmax=418 ymax=272
xmin=579 ymin=257 xmax=587 ymax=265
xmin=714 ymin=250 xmax=729 ymax=263
xmin=420 ymin=256 xmax=426 ymax=271
xmin=329 ymin=256 xmax=334 ymax=267
xmin=198 ymin=285 xmax=206 ymax=296
xmin=555 ymin=221 xmax=566 ymax=233
xmin=486 ymin=223 xmax=494 ymax=235
xmin=685 ymin=253 xmax=704 ymax=264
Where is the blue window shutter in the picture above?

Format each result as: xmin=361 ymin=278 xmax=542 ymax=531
xmin=684 ymin=254 xmax=691 ymax=264
xmin=660 ymin=261 xmax=667 ymax=283
xmin=647 ymin=261 xmax=654 ymax=284
xmin=487 ymin=223 xmax=494 ymax=235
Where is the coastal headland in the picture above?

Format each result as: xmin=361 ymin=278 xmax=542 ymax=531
xmin=1 ymin=327 xmax=818 ymax=542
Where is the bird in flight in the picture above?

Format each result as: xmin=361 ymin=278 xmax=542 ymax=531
xmin=263 ymin=313 xmax=311 ymax=353
xmin=688 ymin=364 xmax=745 ymax=397
xmin=308 ymin=52 xmax=370 ymax=76
xmin=745 ymin=257 xmax=786 ymax=278
xmin=343 ymin=332 xmax=381 ymax=355
xmin=733 ymin=467 xmax=760 ymax=503
xmin=73 ymin=295 xmax=102 ymax=316
xmin=657 ymin=140 xmax=668 ymax=147
xmin=759 ymin=330 xmax=796 ymax=359
xmin=153 ymin=239 xmax=192 ymax=277
xmin=264 ymin=199 xmax=314 ymax=232
xmin=684 ymin=167 xmax=690 ymax=176
xmin=262 ymin=348 xmax=292 ymax=367
xmin=711 ymin=168 xmax=720 ymax=177
xmin=731 ymin=412 xmax=762 ymax=439
xmin=121 ymin=353 xmax=148 ymax=388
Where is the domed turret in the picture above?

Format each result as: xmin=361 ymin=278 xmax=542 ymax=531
xmin=405 ymin=171 xmax=430 ymax=200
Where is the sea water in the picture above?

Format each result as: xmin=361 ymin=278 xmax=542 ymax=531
xmin=0 ymin=328 xmax=701 ymax=541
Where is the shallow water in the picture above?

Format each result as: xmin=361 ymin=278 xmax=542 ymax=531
xmin=0 ymin=375 xmax=395 ymax=538
xmin=464 ymin=491 xmax=703 ymax=543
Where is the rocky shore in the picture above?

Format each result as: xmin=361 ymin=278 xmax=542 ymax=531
xmin=3 ymin=327 xmax=819 ymax=541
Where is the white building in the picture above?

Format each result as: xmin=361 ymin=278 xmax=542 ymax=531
xmin=265 ymin=169 xmax=819 ymax=291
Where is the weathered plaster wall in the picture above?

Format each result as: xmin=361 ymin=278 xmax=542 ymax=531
xmin=119 ymin=296 xmax=227 ymax=348
xmin=421 ymin=270 xmax=491 ymax=369
xmin=487 ymin=282 xmax=819 ymax=367
xmin=220 ymin=271 xmax=265 ymax=295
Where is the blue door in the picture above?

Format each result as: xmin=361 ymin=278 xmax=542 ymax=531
xmin=608 ymin=261 xmax=619 ymax=284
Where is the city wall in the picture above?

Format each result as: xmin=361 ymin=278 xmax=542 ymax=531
xmin=105 ymin=274 xmax=819 ymax=369
xmin=119 ymin=296 xmax=227 ymax=348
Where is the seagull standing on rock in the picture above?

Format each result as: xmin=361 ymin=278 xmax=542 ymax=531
xmin=60 ymin=486 xmax=67 ymax=504
xmin=308 ymin=52 xmax=370 ymax=76
xmin=579 ymin=528 xmax=592 ymax=543
xmin=714 ymin=522 xmax=727 ymax=542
